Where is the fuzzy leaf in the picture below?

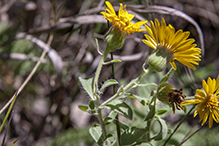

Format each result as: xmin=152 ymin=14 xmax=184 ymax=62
xmin=79 ymin=77 xmax=94 ymax=100
xmin=100 ymin=79 xmax=118 ymax=93
xmin=106 ymin=100 xmax=133 ymax=120
xmin=89 ymin=124 xmax=104 ymax=144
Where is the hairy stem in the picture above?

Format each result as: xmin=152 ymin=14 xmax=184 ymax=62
xmin=93 ymin=45 xmax=111 ymax=97
xmin=93 ymin=45 xmax=111 ymax=139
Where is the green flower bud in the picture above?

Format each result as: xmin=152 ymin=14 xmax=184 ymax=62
xmin=147 ymin=46 xmax=173 ymax=72
xmin=157 ymin=83 xmax=174 ymax=103
xmin=104 ymin=27 xmax=127 ymax=51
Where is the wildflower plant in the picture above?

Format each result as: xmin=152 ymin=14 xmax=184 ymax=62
xmin=77 ymin=1 xmax=212 ymax=146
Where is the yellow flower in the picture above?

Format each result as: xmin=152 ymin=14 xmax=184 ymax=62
xmin=101 ymin=1 xmax=147 ymax=35
xmin=181 ymin=76 xmax=219 ymax=128
xmin=142 ymin=18 xmax=201 ymax=70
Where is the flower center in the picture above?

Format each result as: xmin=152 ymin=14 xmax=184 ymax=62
xmin=204 ymin=94 xmax=218 ymax=111
xmin=168 ymin=88 xmax=186 ymax=113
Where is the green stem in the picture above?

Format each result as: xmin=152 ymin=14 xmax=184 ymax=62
xmin=93 ymin=45 xmax=111 ymax=96
xmin=93 ymin=45 xmax=111 ymax=139
xmin=97 ymin=108 xmax=107 ymax=139
xmin=163 ymin=105 xmax=196 ymax=146
xmin=146 ymin=120 xmax=152 ymax=142
xmin=0 ymin=93 xmax=17 ymax=133
xmin=111 ymin=52 xmax=122 ymax=146
xmin=100 ymin=66 xmax=154 ymax=107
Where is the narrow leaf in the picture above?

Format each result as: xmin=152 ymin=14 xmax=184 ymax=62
xmin=144 ymin=96 xmax=156 ymax=121
xmin=0 ymin=93 xmax=17 ymax=133
xmin=106 ymin=100 xmax=133 ymax=120
xmin=157 ymin=109 xmax=167 ymax=115
xmin=126 ymin=94 xmax=148 ymax=106
xmin=133 ymin=142 xmax=153 ymax=146
xmin=160 ymin=67 xmax=175 ymax=84
xmin=103 ymin=59 xmax=121 ymax=65
xmin=134 ymin=83 xmax=157 ymax=87
xmin=100 ymin=79 xmax=118 ymax=93
xmin=152 ymin=116 xmax=168 ymax=141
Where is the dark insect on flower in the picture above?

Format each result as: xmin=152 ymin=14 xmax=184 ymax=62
xmin=168 ymin=88 xmax=186 ymax=113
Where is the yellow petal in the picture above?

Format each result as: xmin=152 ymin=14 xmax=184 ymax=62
xmin=181 ymin=99 xmax=201 ymax=105
xmin=105 ymin=1 xmax=116 ymax=15
xmin=170 ymin=61 xmax=177 ymax=70
xmin=195 ymin=89 xmax=206 ymax=98
xmin=142 ymin=39 xmax=156 ymax=50
xmin=202 ymin=79 xmax=209 ymax=94
xmin=201 ymin=110 xmax=209 ymax=126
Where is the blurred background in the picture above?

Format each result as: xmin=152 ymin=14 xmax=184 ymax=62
xmin=0 ymin=0 xmax=219 ymax=145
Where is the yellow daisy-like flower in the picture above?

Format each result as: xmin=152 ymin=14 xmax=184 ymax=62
xmin=181 ymin=76 xmax=219 ymax=128
xmin=101 ymin=1 xmax=147 ymax=35
xmin=142 ymin=18 xmax=201 ymax=70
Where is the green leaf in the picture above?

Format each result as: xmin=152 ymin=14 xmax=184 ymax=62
xmin=89 ymin=124 xmax=104 ymax=145
xmin=133 ymin=142 xmax=153 ymax=146
xmin=121 ymin=127 xmax=147 ymax=145
xmin=104 ymin=111 xmax=117 ymax=125
xmin=144 ymin=96 xmax=156 ymax=121
xmin=106 ymin=100 xmax=133 ymax=120
xmin=103 ymin=59 xmax=121 ymax=65
xmin=126 ymin=94 xmax=148 ymax=106
xmin=103 ymin=134 xmax=116 ymax=146
xmin=78 ymin=105 xmax=89 ymax=112
xmin=152 ymin=116 xmax=168 ymax=141
xmin=113 ymin=119 xmax=129 ymax=130
xmin=157 ymin=109 xmax=167 ymax=115
xmin=79 ymin=77 xmax=94 ymax=100
xmin=89 ymin=100 xmax=95 ymax=110
xmin=134 ymin=83 xmax=157 ymax=88
xmin=160 ymin=67 xmax=175 ymax=84
xmin=100 ymin=79 xmax=118 ymax=93
xmin=182 ymin=105 xmax=187 ymax=113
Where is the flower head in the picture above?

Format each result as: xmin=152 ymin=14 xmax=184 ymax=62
xmin=142 ymin=18 xmax=201 ymax=70
xmin=157 ymin=83 xmax=186 ymax=113
xmin=101 ymin=1 xmax=147 ymax=35
xmin=181 ymin=76 xmax=219 ymax=128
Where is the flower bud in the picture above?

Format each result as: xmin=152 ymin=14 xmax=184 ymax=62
xmin=104 ymin=27 xmax=127 ymax=51
xmin=147 ymin=46 xmax=173 ymax=72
